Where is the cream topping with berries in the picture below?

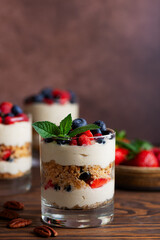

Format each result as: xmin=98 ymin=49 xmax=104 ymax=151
xmin=40 ymin=138 xmax=115 ymax=168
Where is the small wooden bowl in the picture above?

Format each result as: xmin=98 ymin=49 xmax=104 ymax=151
xmin=115 ymin=165 xmax=160 ymax=190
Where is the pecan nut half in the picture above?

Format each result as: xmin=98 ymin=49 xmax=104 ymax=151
xmin=0 ymin=209 xmax=19 ymax=220
xmin=4 ymin=201 xmax=24 ymax=210
xmin=34 ymin=225 xmax=58 ymax=237
xmin=8 ymin=218 xmax=32 ymax=228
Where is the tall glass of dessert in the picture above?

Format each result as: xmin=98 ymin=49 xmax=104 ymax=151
xmin=0 ymin=102 xmax=32 ymax=196
xmin=24 ymin=88 xmax=79 ymax=150
xmin=33 ymin=115 xmax=115 ymax=228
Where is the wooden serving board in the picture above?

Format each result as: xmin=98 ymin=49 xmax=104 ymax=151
xmin=116 ymin=165 xmax=160 ymax=190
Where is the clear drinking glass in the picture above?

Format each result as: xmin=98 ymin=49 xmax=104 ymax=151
xmin=40 ymin=129 xmax=115 ymax=228
xmin=0 ymin=115 xmax=32 ymax=196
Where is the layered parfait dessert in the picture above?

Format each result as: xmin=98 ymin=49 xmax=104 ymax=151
xmin=33 ymin=114 xmax=115 ymax=227
xmin=0 ymin=102 xmax=32 ymax=195
xmin=24 ymin=88 xmax=79 ymax=149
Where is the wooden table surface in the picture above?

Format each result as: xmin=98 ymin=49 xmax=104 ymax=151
xmin=0 ymin=166 xmax=160 ymax=240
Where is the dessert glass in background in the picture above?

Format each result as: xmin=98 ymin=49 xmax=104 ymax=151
xmin=0 ymin=102 xmax=32 ymax=196
xmin=24 ymin=88 xmax=79 ymax=149
xmin=34 ymin=116 xmax=115 ymax=228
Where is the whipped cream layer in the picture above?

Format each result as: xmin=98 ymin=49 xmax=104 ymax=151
xmin=0 ymin=156 xmax=32 ymax=174
xmin=41 ymin=138 xmax=115 ymax=168
xmin=42 ymin=179 xmax=114 ymax=209
xmin=0 ymin=121 xmax=32 ymax=146
xmin=24 ymin=103 xmax=79 ymax=124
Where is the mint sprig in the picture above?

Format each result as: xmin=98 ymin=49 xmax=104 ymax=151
xmin=59 ymin=113 xmax=72 ymax=135
xmin=32 ymin=114 xmax=100 ymax=139
xmin=32 ymin=121 xmax=60 ymax=138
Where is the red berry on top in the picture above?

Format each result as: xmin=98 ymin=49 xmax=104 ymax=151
xmin=52 ymin=89 xmax=70 ymax=104
xmin=115 ymin=148 xmax=129 ymax=165
xmin=43 ymin=98 xmax=54 ymax=104
xmin=78 ymin=134 xmax=91 ymax=146
xmin=69 ymin=139 xmax=78 ymax=145
xmin=0 ymin=116 xmax=2 ymax=124
xmin=0 ymin=102 xmax=13 ymax=114
xmin=83 ymin=130 xmax=94 ymax=140
xmin=94 ymin=133 xmax=102 ymax=137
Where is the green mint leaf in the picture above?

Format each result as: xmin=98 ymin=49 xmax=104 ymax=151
xmin=116 ymin=139 xmax=138 ymax=153
xmin=116 ymin=130 xmax=126 ymax=139
xmin=69 ymin=124 xmax=100 ymax=137
xmin=59 ymin=114 xmax=72 ymax=135
xmin=32 ymin=121 xmax=60 ymax=138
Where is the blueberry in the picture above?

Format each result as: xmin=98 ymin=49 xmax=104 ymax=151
xmin=41 ymin=88 xmax=53 ymax=98
xmin=33 ymin=94 xmax=44 ymax=103
xmin=64 ymin=185 xmax=72 ymax=192
xmin=11 ymin=105 xmax=23 ymax=115
xmin=94 ymin=120 xmax=107 ymax=132
xmin=102 ymin=130 xmax=114 ymax=139
xmin=96 ymin=137 xmax=106 ymax=144
xmin=44 ymin=138 xmax=54 ymax=143
xmin=54 ymin=184 xmax=60 ymax=191
xmin=79 ymin=172 xmax=91 ymax=181
xmin=56 ymin=139 xmax=68 ymax=145
xmin=91 ymin=128 xmax=102 ymax=135
xmin=68 ymin=90 xmax=77 ymax=103
xmin=72 ymin=118 xmax=87 ymax=129
xmin=8 ymin=158 xmax=14 ymax=162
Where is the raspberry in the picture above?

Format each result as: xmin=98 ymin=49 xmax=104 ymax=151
xmin=0 ymin=117 xmax=2 ymax=123
xmin=43 ymin=98 xmax=54 ymax=104
xmin=0 ymin=102 xmax=13 ymax=114
xmin=83 ymin=130 xmax=94 ymax=140
xmin=53 ymin=89 xmax=70 ymax=104
xmin=94 ymin=133 xmax=102 ymax=137
xmin=78 ymin=134 xmax=91 ymax=146
xmin=69 ymin=139 xmax=78 ymax=145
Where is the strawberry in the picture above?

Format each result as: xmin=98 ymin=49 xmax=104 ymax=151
xmin=2 ymin=150 xmax=12 ymax=160
xmin=43 ymin=98 xmax=54 ymax=104
xmin=44 ymin=180 xmax=54 ymax=190
xmin=78 ymin=134 xmax=91 ymax=146
xmin=124 ymin=150 xmax=159 ymax=167
xmin=115 ymin=148 xmax=129 ymax=165
xmin=0 ymin=102 xmax=13 ymax=114
xmin=4 ymin=114 xmax=28 ymax=124
xmin=152 ymin=147 xmax=160 ymax=157
xmin=0 ymin=116 xmax=2 ymax=123
xmin=83 ymin=130 xmax=94 ymax=140
xmin=88 ymin=178 xmax=111 ymax=189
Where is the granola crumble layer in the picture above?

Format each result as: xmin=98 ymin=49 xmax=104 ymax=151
xmin=0 ymin=142 xmax=31 ymax=159
xmin=42 ymin=160 xmax=112 ymax=189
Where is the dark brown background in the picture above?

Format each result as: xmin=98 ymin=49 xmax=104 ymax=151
xmin=0 ymin=0 xmax=160 ymax=143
